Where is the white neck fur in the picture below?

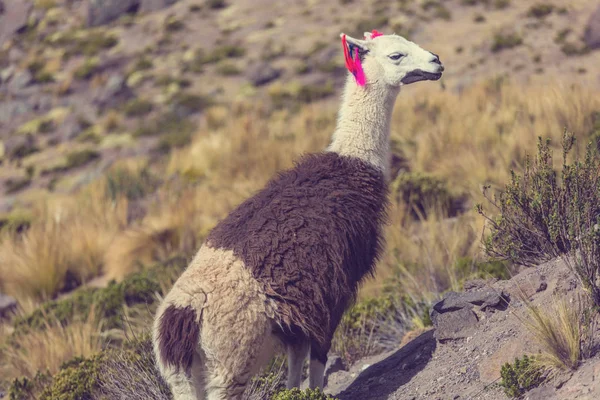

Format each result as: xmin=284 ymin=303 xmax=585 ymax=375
xmin=326 ymin=75 xmax=400 ymax=181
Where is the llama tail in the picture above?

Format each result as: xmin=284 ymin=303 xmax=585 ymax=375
xmin=153 ymin=302 xmax=201 ymax=375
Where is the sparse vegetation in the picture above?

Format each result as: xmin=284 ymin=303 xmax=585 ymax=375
xmin=500 ymin=355 xmax=544 ymax=398
xmin=527 ymin=4 xmax=554 ymax=19
xmin=491 ymin=32 xmax=523 ymax=52
xmin=479 ymin=132 xmax=600 ymax=308
xmin=273 ymin=388 xmax=339 ymax=400
xmin=124 ymin=99 xmax=154 ymax=117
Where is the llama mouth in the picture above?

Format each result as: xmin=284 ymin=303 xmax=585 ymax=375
xmin=401 ymin=70 xmax=443 ymax=85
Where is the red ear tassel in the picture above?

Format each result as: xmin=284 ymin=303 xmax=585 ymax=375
xmin=341 ymin=34 xmax=366 ymax=87
xmin=371 ymin=30 xmax=384 ymax=39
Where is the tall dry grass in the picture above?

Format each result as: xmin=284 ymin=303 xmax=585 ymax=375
xmin=393 ymin=78 xmax=600 ymax=203
xmin=1 ymin=311 xmax=103 ymax=379
xmin=0 ymin=181 xmax=128 ymax=306
xmin=2 ymin=78 xmax=598 ymax=306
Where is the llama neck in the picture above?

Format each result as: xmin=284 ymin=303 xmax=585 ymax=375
xmin=327 ymin=76 xmax=400 ymax=179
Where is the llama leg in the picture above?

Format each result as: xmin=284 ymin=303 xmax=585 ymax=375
xmin=286 ymin=339 xmax=309 ymax=389
xmin=309 ymin=342 xmax=327 ymax=389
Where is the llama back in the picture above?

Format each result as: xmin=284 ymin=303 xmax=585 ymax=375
xmin=206 ymin=151 xmax=389 ymax=348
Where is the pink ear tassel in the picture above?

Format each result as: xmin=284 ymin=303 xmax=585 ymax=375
xmin=370 ymin=30 xmax=384 ymax=39
xmin=341 ymin=34 xmax=366 ymax=87
xmin=353 ymin=47 xmax=366 ymax=86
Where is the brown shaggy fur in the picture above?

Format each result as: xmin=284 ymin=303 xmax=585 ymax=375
xmin=206 ymin=152 xmax=389 ymax=359
xmin=156 ymin=305 xmax=200 ymax=373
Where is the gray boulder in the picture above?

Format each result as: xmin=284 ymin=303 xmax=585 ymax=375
xmin=248 ymin=63 xmax=281 ymax=86
xmin=0 ymin=0 xmax=33 ymax=46
xmin=584 ymin=5 xmax=600 ymax=50
xmin=86 ymin=0 xmax=139 ymax=27
xmin=139 ymin=0 xmax=179 ymax=13
xmin=430 ymin=287 xmax=509 ymax=342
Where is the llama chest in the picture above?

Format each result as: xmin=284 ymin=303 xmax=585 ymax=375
xmin=206 ymin=152 xmax=389 ymax=343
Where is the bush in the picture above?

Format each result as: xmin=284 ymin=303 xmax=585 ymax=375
xmin=478 ymin=131 xmax=600 ymax=307
xmin=124 ymin=99 xmax=154 ymax=117
xmin=491 ymin=32 xmax=523 ymax=52
xmin=391 ymin=172 xmax=463 ymax=218
xmin=500 ymin=355 xmax=544 ymax=398
xmin=12 ymin=263 xmax=178 ymax=336
xmin=527 ymin=4 xmax=553 ymax=18
xmin=273 ymin=388 xmax=338 ymax=400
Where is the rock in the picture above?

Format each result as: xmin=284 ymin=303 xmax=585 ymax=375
xmin=0 ymin=100 xmax=32 ymax=124
xmin=91 ymin=73 xmax=134 ymax=112
xmin=584 ymin=6 xmax=600 ymax=50
xmin=431 ymin=288 xmax=509 ymax=342
xmin=85 ymin=0 xmax=140 ymax=27
xmin=0 ymin=293 xmax=17 ymax=319
xmin=248 ymin=63 xmax=282 ymax=86
xmin=0 ymin=65 xmax=15 ymax=84
xmin=432 ymin=289 xmax=506 ymax=312
xmin=0 ymin=0 xmax=33 ymax=45
xmin=7 ymin=69 xmax=32 ymax=92
xmin=326 ymin=355 xmax=347 ymax=376
xmin=139 ymin=0 xmax=179 ymax=13
xmin=432 ymin=307 xmax=479 ymax=341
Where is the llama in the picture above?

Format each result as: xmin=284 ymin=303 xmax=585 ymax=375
xmin=152 ymin=30 xmax=444 ymax=400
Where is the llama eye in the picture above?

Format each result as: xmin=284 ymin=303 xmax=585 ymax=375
xmin=389 ymin=53 xmax=404 ymax=61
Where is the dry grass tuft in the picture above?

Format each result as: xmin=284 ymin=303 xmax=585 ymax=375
xmin=517 ymin=294 xmax=598 ymax=374
xmin=1 ymin=311 xmax=103 ymax=380
xmin=0 ymin=182 xmax=128 ymax=304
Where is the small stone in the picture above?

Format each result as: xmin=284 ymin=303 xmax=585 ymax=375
xmin=584 ymin=6 xmax=600 ymax=50
xmin=0 ymin=0 xmax=33 ymax=46
xmin=248 ymin=63 xmax=282 ymax=86
xmin=0 ymin=65 xmax=15 ymax=84
xmin=7 ymin=69 xmax=32 ymax=91
xmin=139 ymin=0 xmax=179 ymax=12
xmin=0 ymin=293 xmax=17 ymax=319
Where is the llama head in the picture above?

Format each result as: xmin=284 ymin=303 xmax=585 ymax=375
xmin=340 ymin=30 xmax=444 ymax=87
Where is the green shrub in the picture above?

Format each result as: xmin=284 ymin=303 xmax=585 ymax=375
xmin=491 ymin=32 xmax=523 ymax=52
xmin=8 ymin=371 xmax=52 ymax=400
xmin=105 ymin=165 xmax=159 ymax=201
xmin=478 ymin=131 xmax=600 ymax=307
xmin=124 ymin=99 xmax=154 ymax=117
xmin=332 ymin=293 xmax=430 ymax=365
xmin=454 ymin=257 xmax=512 ymax=282
xmin=500 ymin=355 xmax=544 ymax=398
xmin=216 ymin=62 xmax=241 ymax=76
xmin=560 ymin=42 xmax=590 ymax=56
xmin=391 ymin=172 xmax=464 ymax=218
xmin=4 ymin=177 xmax=32 ymax=194
xmin=12 ymin=260 xmax=183 ymax=337
xmin=273 ymin=388 xmax=338 ymax=400
xmin=527 ymin=4 xmax=554 ymax=18
xmin=207 ymin=0 xmax=227 ymax=9
xmin=164 ymin=15 xmax=185 ymax=32
xmin=74 ymin=57 xmax=100 ymax=80
xmin=64 ymin=149 xmax=101 ymax=169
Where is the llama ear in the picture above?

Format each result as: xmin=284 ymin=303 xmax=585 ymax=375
xmin=340 ymin=33 xmax=369 ymax=53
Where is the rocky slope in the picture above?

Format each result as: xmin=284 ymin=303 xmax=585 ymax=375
xmin=323 ymin=257 xmax=600 ymax=400
xmin=1 ymin=0 xmax=600 ymax=217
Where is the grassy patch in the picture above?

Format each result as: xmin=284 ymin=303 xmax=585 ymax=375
xmin=123 ymin=99 xmax=154 ymax=117
xmin=163 ymin=15 xmax=185 ymax=32
xmin=46 ymin=29 xmax=119 ymax=59
xmin=215 ymin=62 xmax=241 ymax=76
xmin=4 ymin=177 xmax=32 ymax=194
xmin=273 ymin=388 xmax=338 ymax=400
xmin=527 ymin=4 xmax=554 ymax=18
xmin=491 ymin=32 xmax=523 ymax=52
xmin=391 ymin=172 xmax=464 ymax=218
xmin=74 ymin=57 xmax=100 ymax=80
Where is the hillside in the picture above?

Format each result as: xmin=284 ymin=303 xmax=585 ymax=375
xmin=1 ymin=0 xmax=600 ymax=399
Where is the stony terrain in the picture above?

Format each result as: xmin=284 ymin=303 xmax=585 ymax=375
xmin=323 ymin=258 xmax=600 ymax=400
